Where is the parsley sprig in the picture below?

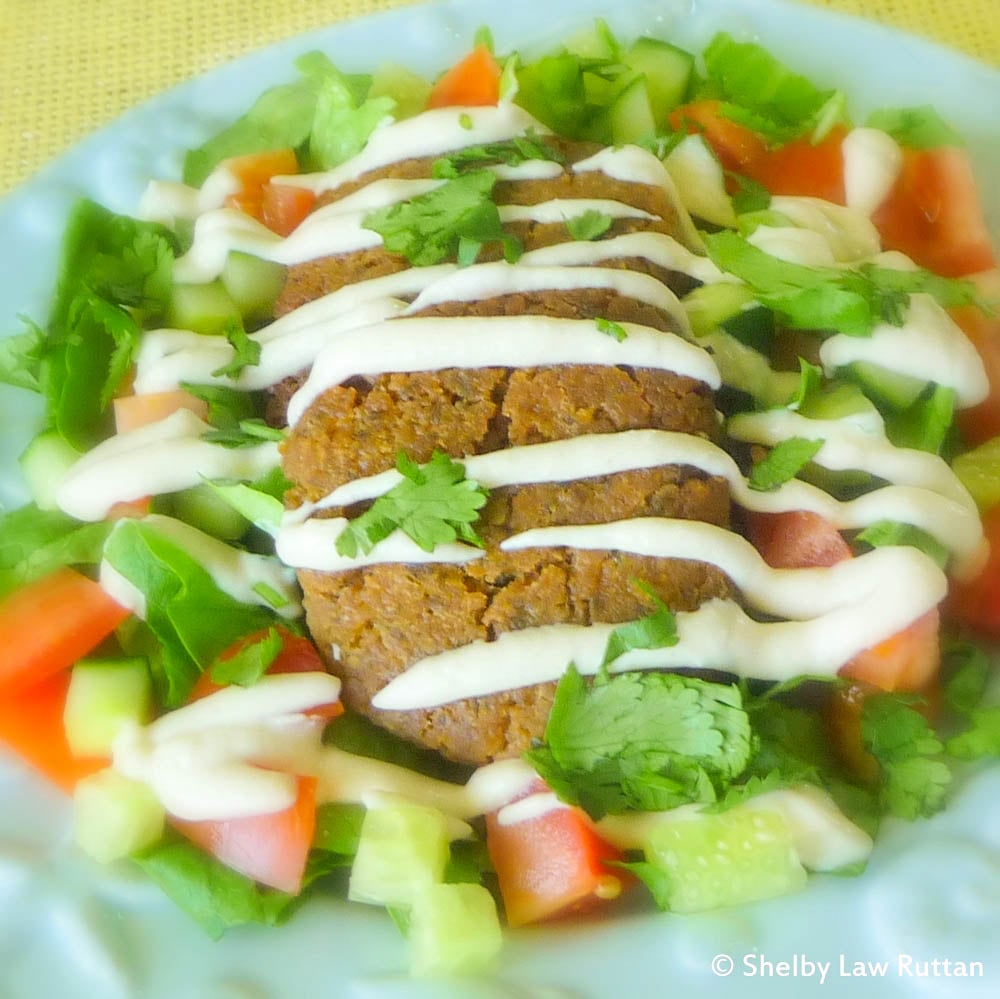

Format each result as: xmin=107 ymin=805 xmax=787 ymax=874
xmin=431 ymin=134 xmax=565 ymax=179
xmin=362 ymin=169 xmax=522 ymax=267
xmin=335 ymin=450 xmax=490 ymax=557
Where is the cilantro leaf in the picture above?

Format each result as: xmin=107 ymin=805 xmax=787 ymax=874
xmin=946 ymin=707 xmax=1000 ymax=760
xmin=854 ymin=520 xmax=949 ymax=568
xmin=180 ymin=382 xmax=259 ymax=431
xmin=566 ymin=210 xmax=613 ymax=241
xmin=601 ymin=582 xmax=678 ymax=666
xmin=431 ymin=134 xmax=565 ymax=179
xmin=335 ymin=450 xmax=489 ymax=557
xmin=595 ymin=317 xmax=628 ymax=342
xmin=0 ymin=320 xmax=45 ymax=392
xmin=748 ymin=437 xmax=823 ymax=491
xmin=201 ymin=418 xmax=285 ymax=449
xmin=525 ymin=666 xmax=753 ymax=819
xmin=704 ymin=231 xmax=985 ymax=338
xmin=866 ymin=106 xmax=964 ymax=150
xmin=363 ymin=169 xmax=521 ymax=267
xmin=728 ymin=172 xmax=772 ymax=214
xmin=209 ymin=626 xmax=284 ymax=687
xmin=211 ymin=323 xmax=262 ymax=379
xmin=860 ymin=694 xmax=952 ymax=820
xmin=941 ymin=638 xmax=991 ymax=717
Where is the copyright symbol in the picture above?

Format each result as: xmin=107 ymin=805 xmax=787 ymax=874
xmin=712 ymin=954 xmax=735 ymax=977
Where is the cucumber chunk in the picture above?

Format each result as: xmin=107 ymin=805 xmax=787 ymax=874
xmin=684 ymin=282 xmax=757 ymax=337
xmin=798 ymin=381 xmax=881 ymax=424
xmin=566 ymin=19 xmax=620 ymax=60
xmin=624 ymin=36 xmax=694 ymax=120
xmin=166 ymin=483 xmax=251 ymax=542
xmin=409 ymin=882 xmax=503 ymax=978
xmin=610 ymin=76 xmax=656 ymax=145
xmin=18 ymin=430 xmax=80 ymax=510
xmin=220 ymin=252 xmax=287 ymax=327
xmin=73 ymin=768 xmax=165 ymax=864
xmin=849 ymin=360 xmax=927 ymax=411
xmin=64 ymin=657 xmax=153 ymax=758
xmin=644 ymin=807 xmax=807 ymax=913
xmin=166 ymin=280 xmax=242 ymax=335
xmin=348 ymin=802 xmax=450 ymax=908
xmin=369 ymin=63 xmax=432 ymax=120
xmin=952 ymin=435 xmax=1000 ymax=511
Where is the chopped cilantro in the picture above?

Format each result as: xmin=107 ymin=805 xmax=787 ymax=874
xmin=431 ymin=135 xmax=564 ymax=180
xmin=525 ymin=666 xmax=752 ymax=819
xmin=854 ymin=520 xmax=949 ymax=568
xmin=0 ymin=320 xmax=45 ymax=393
xmin=601 ymin=582 xmax=678 ymax=666
xmin=335 ymin=450 xmax=490 ymax=557
xmin=202 ymin=418 xmax=285 ymax=449
xmin=566 ymin=210 xmax=613 ymax=241
xmin=362 ymin=169 xmax=521 ymax=267
xmin=211 ymin=323 xmax=262 ymax=379
xmin=210 ymin=626 xmax=284 ymax=686
xmin=748 ymin=437 xmax=823 ymax=491
xmin=595 ymin=317 xmax=628 ymax=342
xmin=860 ymin=694 xmax=952 ymax=820
xmin=866 ymin=106 xmax=964 ymax=150
xmin=728 ymin=172 xmax=772 ymax=214
xmin=704 ymin=231 xmax=984 ymax=337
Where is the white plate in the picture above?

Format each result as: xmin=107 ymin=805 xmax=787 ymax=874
xmin=1 ymin=1 xmax=998 ymax=997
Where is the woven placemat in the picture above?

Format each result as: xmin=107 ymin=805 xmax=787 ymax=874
xmin=1 ymin=0 xmax=997 ymax=194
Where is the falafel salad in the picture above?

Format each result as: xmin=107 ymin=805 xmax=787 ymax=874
xmin=1 ymin=7 xmax=999 ymax=985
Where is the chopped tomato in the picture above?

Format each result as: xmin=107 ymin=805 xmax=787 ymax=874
xmin=172 ymin=776 xmax=317 ymax=894
xmin=747 ymin=126 xmax=848 ymax=205
xmin=260 ymin=183 xmax=316 ymax=237
xmin=113 ymin=389 xmax=209 ymax=434
xmin=485 ymin=791 xmax=626 ymax=928
xmin=872 ymin=146 xmax=997 ymax=278
xmin=0 ymin=672 xmax=106 ymax=792
xmin=745 ymin=510 xmax=940 ymax=691
xmin=951 ymin=270 xmax=1000 ymax=446
xmin=188 ymin=627 xmax=342 ymax=720
xmin=426 ymin=44 xmax=502 ymax=109
xmin=668 ymin=100 xmax=768 ymax=173
xmin=106 ymin=497 xmax=153 ymax=520
xmin=0 ymin=567 xmax=130 ymax=697
xmin=949 ymin=505 xmax=1000 ymax=638
xmin=840 ymin=609 xmax=941 ymax=692
xmin=222 ymin=149 xmax=300 ymax=231
xmin=744 ymin=510 xmax=852 ymax=569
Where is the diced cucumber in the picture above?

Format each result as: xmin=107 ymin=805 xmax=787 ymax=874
xmin=409 ymin=883 xmax=503 ymax=978
xmin=166 ymin=483 xmax=251 ymax=541
xmin=368 ymin=63 xmax=432 ymax=120
xmin=644 ymin=807 xmax=807 ymax=913
xmin=165 ymin=280 xmax=242 ymax=335
xmin=624 ymin=36 xmax=694 ymax=120
xmin=610 ymin=76 xmax=656 ymax=145
xmin=73 ymin=769 xmax=165 ymax=864
xmin=566 ymin=19 xmax=620 ymax=60
xmin=348 ymin=802 xmax=450 ymax=908
xmin=64 ymin=657 xmax=153 ymax=758
xmin=953 ymin=436 xmax=1000 ymax=511
xmin=664 ymin=134 xmax=737 ymax=227
xmin=18 ymin=430 xmax=80 ymax=510
xmin=684 ymin=283 xmax=757 ymax=337
xmin=849 ymin=360 xmax=927 ymax=411
xmin=798 ymin=381 xmax=881 ymax=424
xmin=220 ymin=252 xmax=287 ymax=327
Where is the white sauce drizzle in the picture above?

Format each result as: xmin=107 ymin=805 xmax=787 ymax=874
xmin=842 ymin=127 xmax=904 ymax=216
xmin=55 ymin=409 xmax=279 ymax=521
xmin=819 ymin=294 xmax=990 ymax=406
xmin=372 ymin=544 xmax=945 ymax=710
xmin=286 ymin=315 xmax=721 ymax=427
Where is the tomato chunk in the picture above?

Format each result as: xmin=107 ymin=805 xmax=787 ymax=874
xmin=486 ymin=792 xmax=626 ymax=927
xmin=222 ymin=149 xmax=301 ymax=231
xmin=872 ymin=146 xmax=996 ymax=278
xmin=747 ymin=126 xmax=848 ymax=205
xmin=260 ymin=183 xmax=317 ymax=237
xmin=0 ymin=567 xmax=130 ymax=696
xmin=668 ymin=100 xmax=768 ymax=172
xmin=172 ymin=776 xmax=317 ymax=894
xmin=426 ymin=44 xmax=501 ymax=109
xmin=0 ymin=672 xmax=106 ymax=792
xmin=952 ymin=270 xmax=1000 ymax=446
xmin=744 ymin=510 xmax=852 ymax=569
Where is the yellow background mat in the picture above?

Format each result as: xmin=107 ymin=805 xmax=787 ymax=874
xmin=1 ymin=0 xmax=997 ymax=194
